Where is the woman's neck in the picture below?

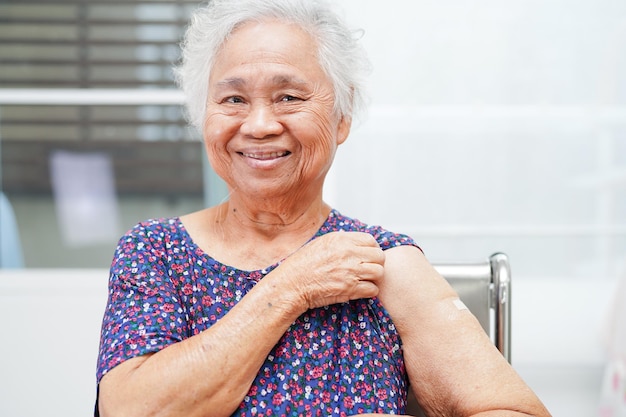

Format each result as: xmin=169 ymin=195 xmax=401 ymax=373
xmin=217 ymin=194 xmax=330 ymax=239
xmin=180 ymin=184 xmax=333 ymax=270
xmin=181 ymin=193 xmax=330 ymax=270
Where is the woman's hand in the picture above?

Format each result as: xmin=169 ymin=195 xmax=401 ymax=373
xmin=278 ymin=231 xmax=386 ymax=310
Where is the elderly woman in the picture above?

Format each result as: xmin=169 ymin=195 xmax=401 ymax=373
xmin=96 ymin=0 xmax=550 ymax=416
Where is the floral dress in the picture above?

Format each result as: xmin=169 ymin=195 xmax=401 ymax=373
xmin=96 ymin=209 xmax=419 ymax=416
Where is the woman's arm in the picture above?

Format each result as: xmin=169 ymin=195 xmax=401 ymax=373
xmin=377 ymin=246 xmax=551 ymax=417
xmin=98 ymin=231 xmax=385 ymax=417
xmin=98 ymin=268 xmax=302 ymax=417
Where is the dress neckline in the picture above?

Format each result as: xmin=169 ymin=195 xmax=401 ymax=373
xmin=173 ymin=209 xmax=339 ymax=278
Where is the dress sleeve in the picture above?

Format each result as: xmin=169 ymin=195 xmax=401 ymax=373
xmin=96 ymin=222 xmax=189 ymax=382
xmin=368 ymin=225 xmax=422 ymax=253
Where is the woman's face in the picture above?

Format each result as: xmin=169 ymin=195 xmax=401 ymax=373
xmin=204 ymin=19 xmax=351 ymax=202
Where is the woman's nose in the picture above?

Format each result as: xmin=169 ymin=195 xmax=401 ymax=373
xmin=240 ymin=104 xmax=284 ymax=138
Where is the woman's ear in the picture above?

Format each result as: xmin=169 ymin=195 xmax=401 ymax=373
xmin=336 ymin=116 xmax=352 ymax=145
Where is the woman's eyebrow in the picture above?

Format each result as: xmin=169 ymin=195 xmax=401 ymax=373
xmin=214 ymin=77 xmax=246 ymax=90
xmin=213 ymin=75 xmax=311 ymax=93
xmin=271 ymin=75 xmax=310 ymax=88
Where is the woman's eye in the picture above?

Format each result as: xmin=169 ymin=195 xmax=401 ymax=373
xmin=281 ymin=95 xmax=299 ymax=102
xmin=225 ymin=96 xmax=244 ymax=104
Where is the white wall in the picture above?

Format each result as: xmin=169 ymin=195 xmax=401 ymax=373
xmin=0 ymin=270 xmax=107 ymax=417
xmin=326 ymin=0 xmax=626 ymax=275
xmin=338 ymin=0 xmax=626 ymax=107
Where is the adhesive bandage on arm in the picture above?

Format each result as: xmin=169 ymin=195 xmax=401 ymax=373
xmin=452 ymin=298 xmax=468 ymax=311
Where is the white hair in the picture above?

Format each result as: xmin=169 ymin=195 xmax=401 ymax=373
xmin=174 ymin=0 xmax=371 ymax=131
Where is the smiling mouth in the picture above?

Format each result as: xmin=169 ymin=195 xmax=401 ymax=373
xmin=240 ymin=151 xmax=291 ymax=160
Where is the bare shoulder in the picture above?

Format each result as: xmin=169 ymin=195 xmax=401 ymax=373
xmin=179 ymin=206 xmax=218 ymax=232
xmin=381 ymin=245 xmax=450 ymax=287
xmin=377 ymin=246 xmax=459 ymax=330
xmin=179 ymin=206 xmax=224 ymax=254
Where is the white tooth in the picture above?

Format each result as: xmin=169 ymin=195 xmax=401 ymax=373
xmin=243 ymin=151 xmax=287 ymax=159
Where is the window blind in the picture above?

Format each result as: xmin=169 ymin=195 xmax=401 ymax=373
xmin=0 ymin=0 xmax=204 ymax=196
xmin=0 ymin=0 xmax=198 ymax=88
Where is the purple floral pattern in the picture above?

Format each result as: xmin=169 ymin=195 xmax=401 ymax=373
xmin=97 ymin=209 xmax=419 ymax=415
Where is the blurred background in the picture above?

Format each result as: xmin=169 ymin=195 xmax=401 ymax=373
xmin=1 ymin=0 xmax=625 ymax=416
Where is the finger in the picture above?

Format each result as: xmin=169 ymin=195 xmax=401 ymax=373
xmin=344 ymin=231 xmax=380 ymax=248
xmin=356 ymin=262 xmax=385 ymax=282
xmin=350 ymin=279 xmax=380 ymax=300
xmin=371 ymin=246 xmax=386 ymax=265
xmin=356 ymin=245 xmax=385 ymax=267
